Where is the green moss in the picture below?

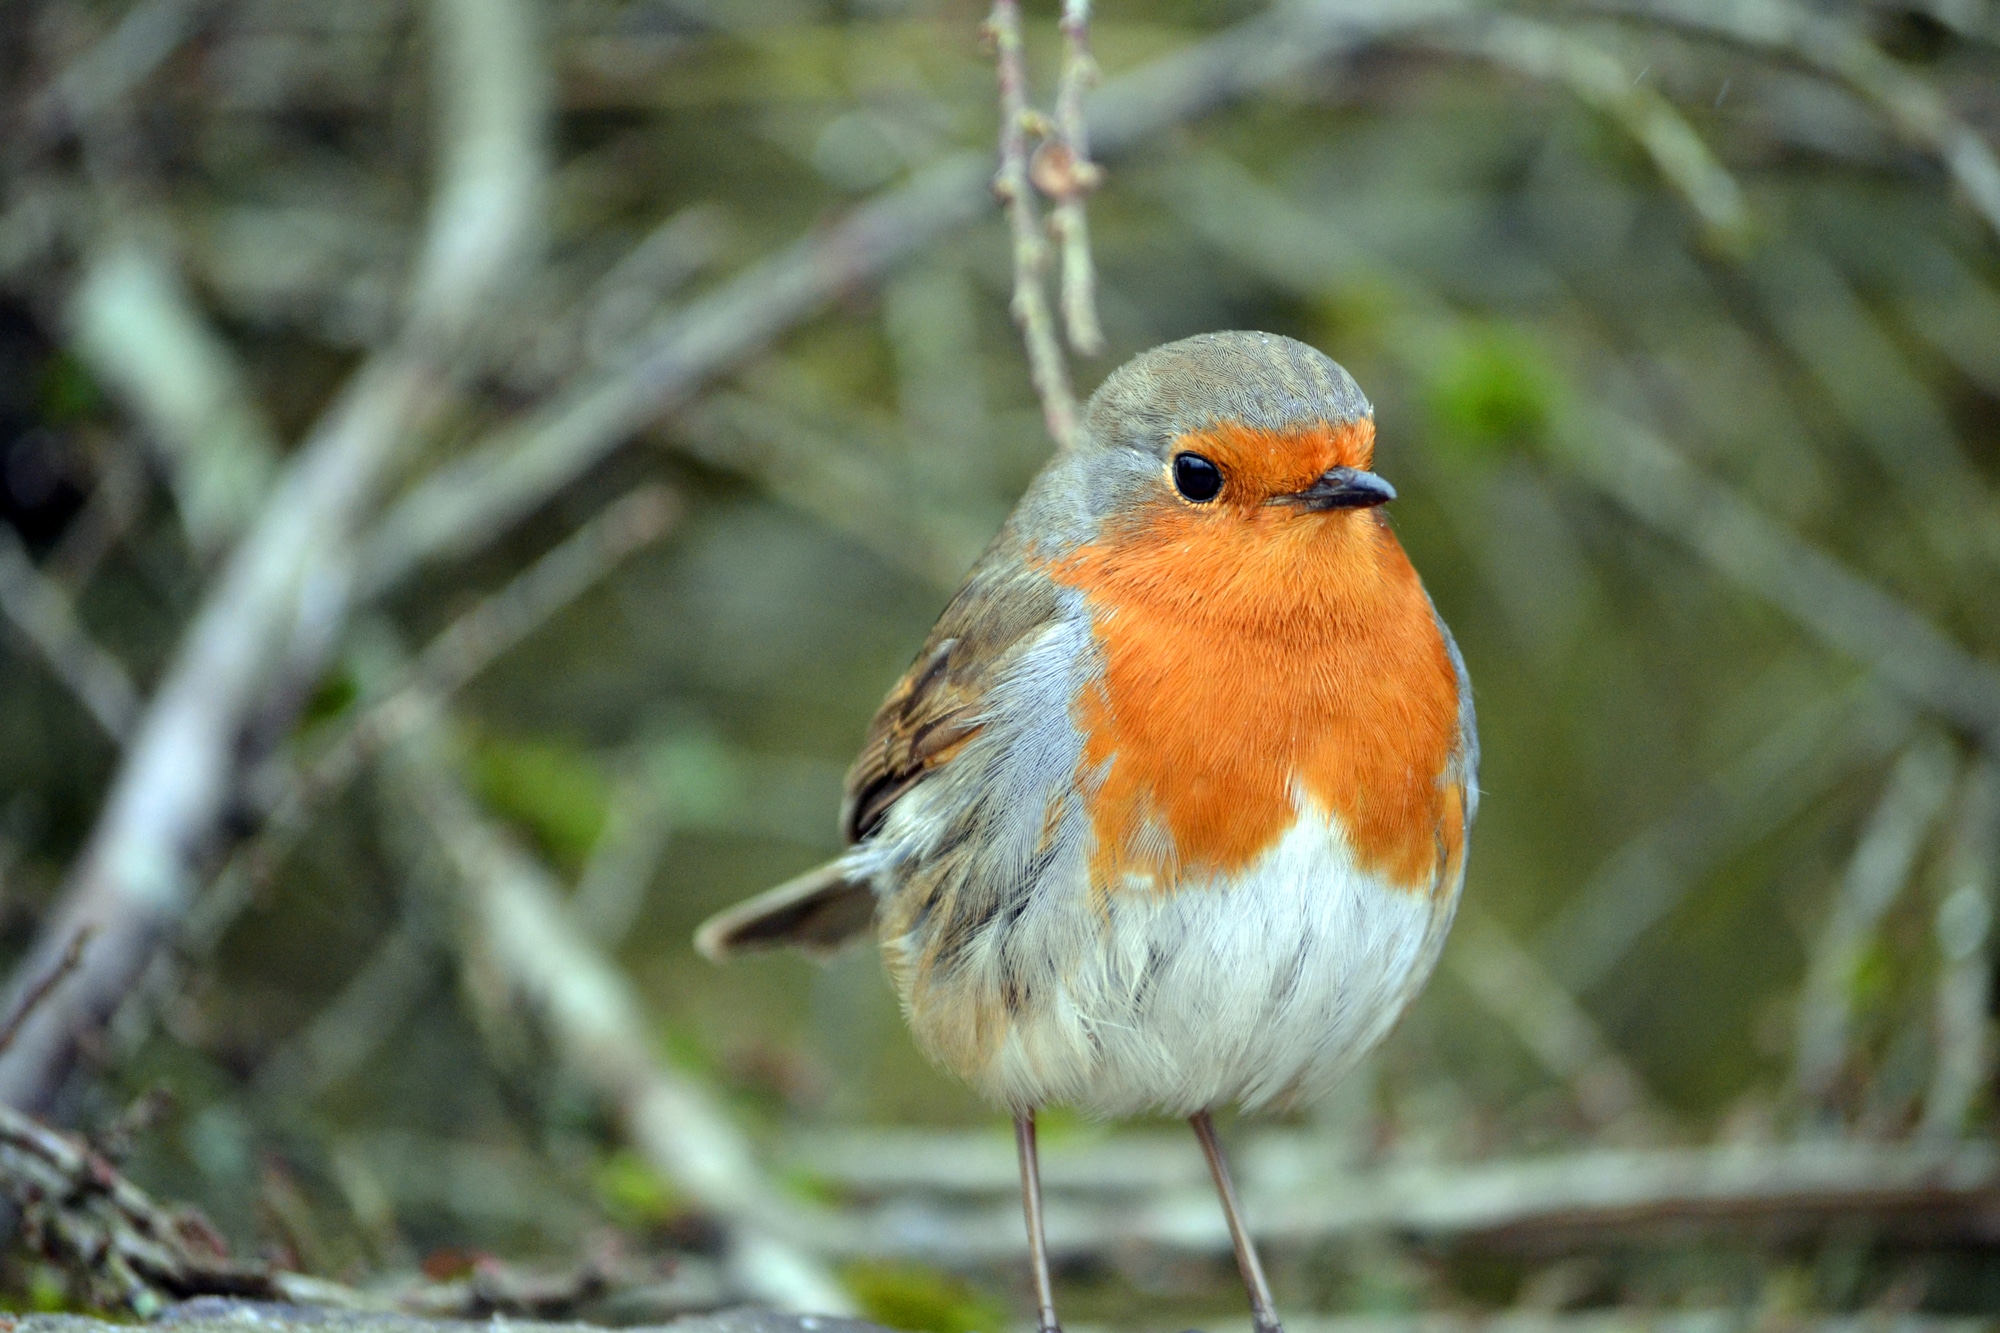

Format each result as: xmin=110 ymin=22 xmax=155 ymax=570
xmin=467 ymin=733 xmax=612 ymax=874
xmin=1426 ymin=327 xmax=1557 ymax=458
xmin=844 ymin=1262 xmax=1010 ymax=1333
xmin=592 ymin=1149 xmax=685 ymax=1226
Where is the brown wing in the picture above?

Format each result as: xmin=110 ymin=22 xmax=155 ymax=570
xmin=841 ymin=525 xmax=1063 ymax=843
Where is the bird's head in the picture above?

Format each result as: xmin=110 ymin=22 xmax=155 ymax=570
xmin=1024 ymin=332 xmax=1402 ymax=618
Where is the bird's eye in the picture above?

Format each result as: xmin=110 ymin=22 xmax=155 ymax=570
xmin=1172 ymin=452 xmax=1223 ymax=502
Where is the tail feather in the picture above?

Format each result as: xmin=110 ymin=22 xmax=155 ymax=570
xmin=693 ymin=859 xmax=876 ymax=962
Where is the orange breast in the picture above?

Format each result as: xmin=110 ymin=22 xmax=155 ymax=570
xmin=1043 ymin=423 xmax=1464 ymax=896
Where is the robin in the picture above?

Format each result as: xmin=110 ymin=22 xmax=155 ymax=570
xmin=697 ymin=331 xmax=1477 ymax=1333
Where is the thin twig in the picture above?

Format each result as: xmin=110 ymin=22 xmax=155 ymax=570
xmin=0 ymin=522 xmax=140 ymax=742
xmin=1791 ymin=736 xmax=1959 ymax=1115
xmin=68 ymin=235 xmax=282 ymax=554
xmin=988 ymin=0 xmax=1080 ymax=448
xmin=1447 ymin=914 xmax=1660 ymax=1134
xmin=0 ymin=929 xmax=95 ymax=1059
xmin=1047 ymin=0 xmax=1106 ymax=355
xmin=1922 ymin=755 xmax=2000 ymax=1139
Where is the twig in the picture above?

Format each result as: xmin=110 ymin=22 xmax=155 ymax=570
xmin=0 ymin=522 xmax=140 ymax=742
xmin=672 ymin=392 xmax=992 ymax=592
xmin=1791 ymin=736 xmax=1959 ymax=1115
xmin=988 ymin=0 xmax=1080 ymax=448
xmin=1922 ymin=755 xmax=2000 ymax=1139
xmin=0 ymin=929 xmax=95 ymax=1059
xmin=1446 ymin=914 xmax=1659 ymax=1134
xmin=572 ymin=759 xmax=675 ymax=947
xmin=1567 ymin=409 xmax=2000 ymax=753
xmin=249 ymin=920 xmax=441 ymax=1107
xmin=26 ymin=0 xmax=214 ymax=147
xmin=43 ymin=440 xmax=148 ymax=596
xmin=1047 ymin=0 xmax=1105 ymax=355
xmin=0 ymin=1099 xmax=308 ymax=1315
xmin=68 ymin=235 xmax=282 ymax=554
xmin=0 ymin=0 xmax=548 ymax=1115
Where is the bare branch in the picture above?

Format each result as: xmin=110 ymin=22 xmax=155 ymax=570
xmin=0 ymin=929 xmax=95 ymax=1059
xmin=1047 ymin=0 xmax=1106 ymax=356
xmin=784 ymin=1131 xmax=2000 ymax=1259
xmin=1541 ymin=683 xmax=1912 ymax=991
xmin=989 ymin=0 xmax=1080 ymax=448
xmin=192 ymin=485 xmax=678 ymax=960
xmin=68 ymin=235 xmax=281 ymax=554
xmin=0 ymin=0 xmax=549 ymax=1115
xmin=0 ymin=522 xmax=140 ymax=741
xmin=1568 ymin=410 xmax=2000 ymax=752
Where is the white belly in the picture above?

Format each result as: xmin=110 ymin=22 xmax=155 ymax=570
xmin=887 ymin=801 xmax=1460 ymax=1118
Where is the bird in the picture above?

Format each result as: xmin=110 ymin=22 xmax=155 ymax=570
xmin=696 ymin=330 xmax=1477 ymax=1333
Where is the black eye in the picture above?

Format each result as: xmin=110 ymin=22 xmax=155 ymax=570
xmin=1172 ymin=452 xmax=1223 ymax=502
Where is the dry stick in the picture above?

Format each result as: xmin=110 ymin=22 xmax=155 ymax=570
xmin=0 ymin=929 xmax=95 ymax=1060
xmin=790 ymin=1134 xmax=2000 ymax=1260
xmin=1446 ymin=914 xmax=1659 ymax=1134
xmin=0 ymin=0 xmax=547 ymax=1116
xmin=1569 ymin=410 xmax=2000 ymax=753
xmin=1922 ymin=756 xmax=2000 ymax=1139
xmin=45 ymin=443 xmax=148 ymax=596
xmin=1791 ymin=736 xmax=1960 ymax=1115
xmin=362 ymin=0 xmax=1460 ymax=596
xmin=0 ymin=524 xmax=139 ymax=742
xmin=988 ymin=0 xmax=1080 ymax=449
xmin=1048 ymin=0 xmax=1106 ymax=355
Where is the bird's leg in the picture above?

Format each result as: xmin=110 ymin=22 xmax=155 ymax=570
xmin=1191 ymin=1109 xmax=1283 ymax=1333
xmin=1014 ymin=1110 xmax=1062 ymax=1333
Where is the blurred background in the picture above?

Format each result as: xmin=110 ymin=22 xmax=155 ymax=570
xmin=0 ymin=0 xmax=1998 ymax=1328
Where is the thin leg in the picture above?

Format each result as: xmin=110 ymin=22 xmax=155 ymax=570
xmin=1014 ymin=1111 xmax=1062 ymax=1333
xmin=1191 ymin=1109 xmax=1283 ymax=1333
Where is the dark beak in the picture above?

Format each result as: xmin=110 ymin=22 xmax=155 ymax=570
xmin=1285 ymin=466 xmax=1396 ymax=512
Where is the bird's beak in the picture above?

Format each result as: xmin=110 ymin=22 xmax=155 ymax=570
xmin=1284 ymin=466 xmax=1396 ymax=511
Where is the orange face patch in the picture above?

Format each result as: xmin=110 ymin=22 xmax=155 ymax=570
xmin=1046 ymin=420 xmax=1463 ymax=897
xmin=1175 ymin=418 xmax=1376 ymax=505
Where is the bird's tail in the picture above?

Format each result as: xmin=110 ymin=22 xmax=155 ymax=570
xmin=692 ymin=858 xmax=876 ymax=962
